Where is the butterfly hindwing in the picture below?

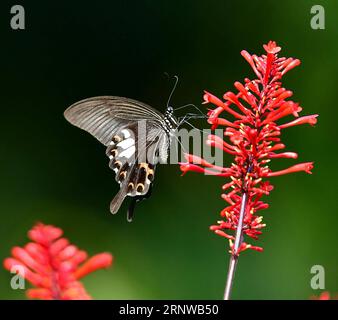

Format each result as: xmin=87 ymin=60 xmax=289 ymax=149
xmin=105 ymin=121 xmax=168 ymax=217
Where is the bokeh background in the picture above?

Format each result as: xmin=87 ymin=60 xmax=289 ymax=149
xmin=0 ymin=0 xmax=337 ymax=299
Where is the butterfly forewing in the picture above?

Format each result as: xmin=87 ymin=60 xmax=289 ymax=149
xmin=64 ymin=96 xmax=165 ymax=146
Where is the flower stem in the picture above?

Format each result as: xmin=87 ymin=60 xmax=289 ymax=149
xmin=223 ymin=192 xmax=248 ymax=300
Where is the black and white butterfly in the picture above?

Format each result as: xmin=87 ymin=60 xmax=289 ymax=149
xmin=64 ymin=93 xmax=202 ymax=221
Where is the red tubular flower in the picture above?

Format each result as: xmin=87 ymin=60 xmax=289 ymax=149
xmin=3 ymin=223 xmax=113 ymax=300
xmin=181 ymin=41 xmax=318 ymax=256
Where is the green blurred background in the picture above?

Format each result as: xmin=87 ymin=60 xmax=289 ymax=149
xmin=0 ymin=0 xmax=337 ymax=299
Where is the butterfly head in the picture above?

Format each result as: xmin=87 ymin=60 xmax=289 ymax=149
xmin=166 ymin=105 xmax=174 ymax=114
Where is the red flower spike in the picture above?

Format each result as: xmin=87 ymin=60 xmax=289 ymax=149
xmin=181 ymin=41 xmax=317 ymax=256
xmin=3 ymin=223 xmax=113 ymax=300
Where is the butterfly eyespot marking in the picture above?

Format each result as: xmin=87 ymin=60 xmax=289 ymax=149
xmin=139 ymin=163 xmax=148 ymax=170
xmin=113 ymin=161 xmax=122 ymax=169
xmin=139 ymin=167 xmax=147 ymax=176
xmin=110 ymin=149 xmax=118 ymax=157
xmin=147 ymin=171 xmax=154 ymax=181
xmin=118 ymin=171 xmax=127 ymax=181
xmin=136 ymin=183 xmax=144 ymax=193
xmin=139 ymin=163 xmax=155 ymax=182
xmin=139 ymin=163 xmax=154 ymax=172
xmin=112 ymin=135 xmax=122 ymax=143
xmin=127 ymin=182 xmax=134 ymax=192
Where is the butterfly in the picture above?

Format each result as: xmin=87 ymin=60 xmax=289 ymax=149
xmin=64 ymin=95 xmax=185 ymax=221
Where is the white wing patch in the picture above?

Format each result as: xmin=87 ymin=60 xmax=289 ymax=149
xmin=117 ymin=138 xmax=134 ymax=150
xmin=119 ymin=145 xmax=136 ymax=159
xmin=117 ymin=129 xmax=136 ymax=159
xmin=121 ymin=129 xmax=131 ymax=139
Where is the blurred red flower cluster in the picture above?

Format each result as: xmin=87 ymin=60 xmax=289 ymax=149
xmin=3 ymin=223 xmax=113 ymax=299
xmin=181 ymin=41 xmax=317 ymax=255
xmin=311 ymin=291 xmax=337 ymax=300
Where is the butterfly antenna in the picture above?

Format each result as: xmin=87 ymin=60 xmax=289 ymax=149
xmin=166 ymin=75 xmax=179 ymax=109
